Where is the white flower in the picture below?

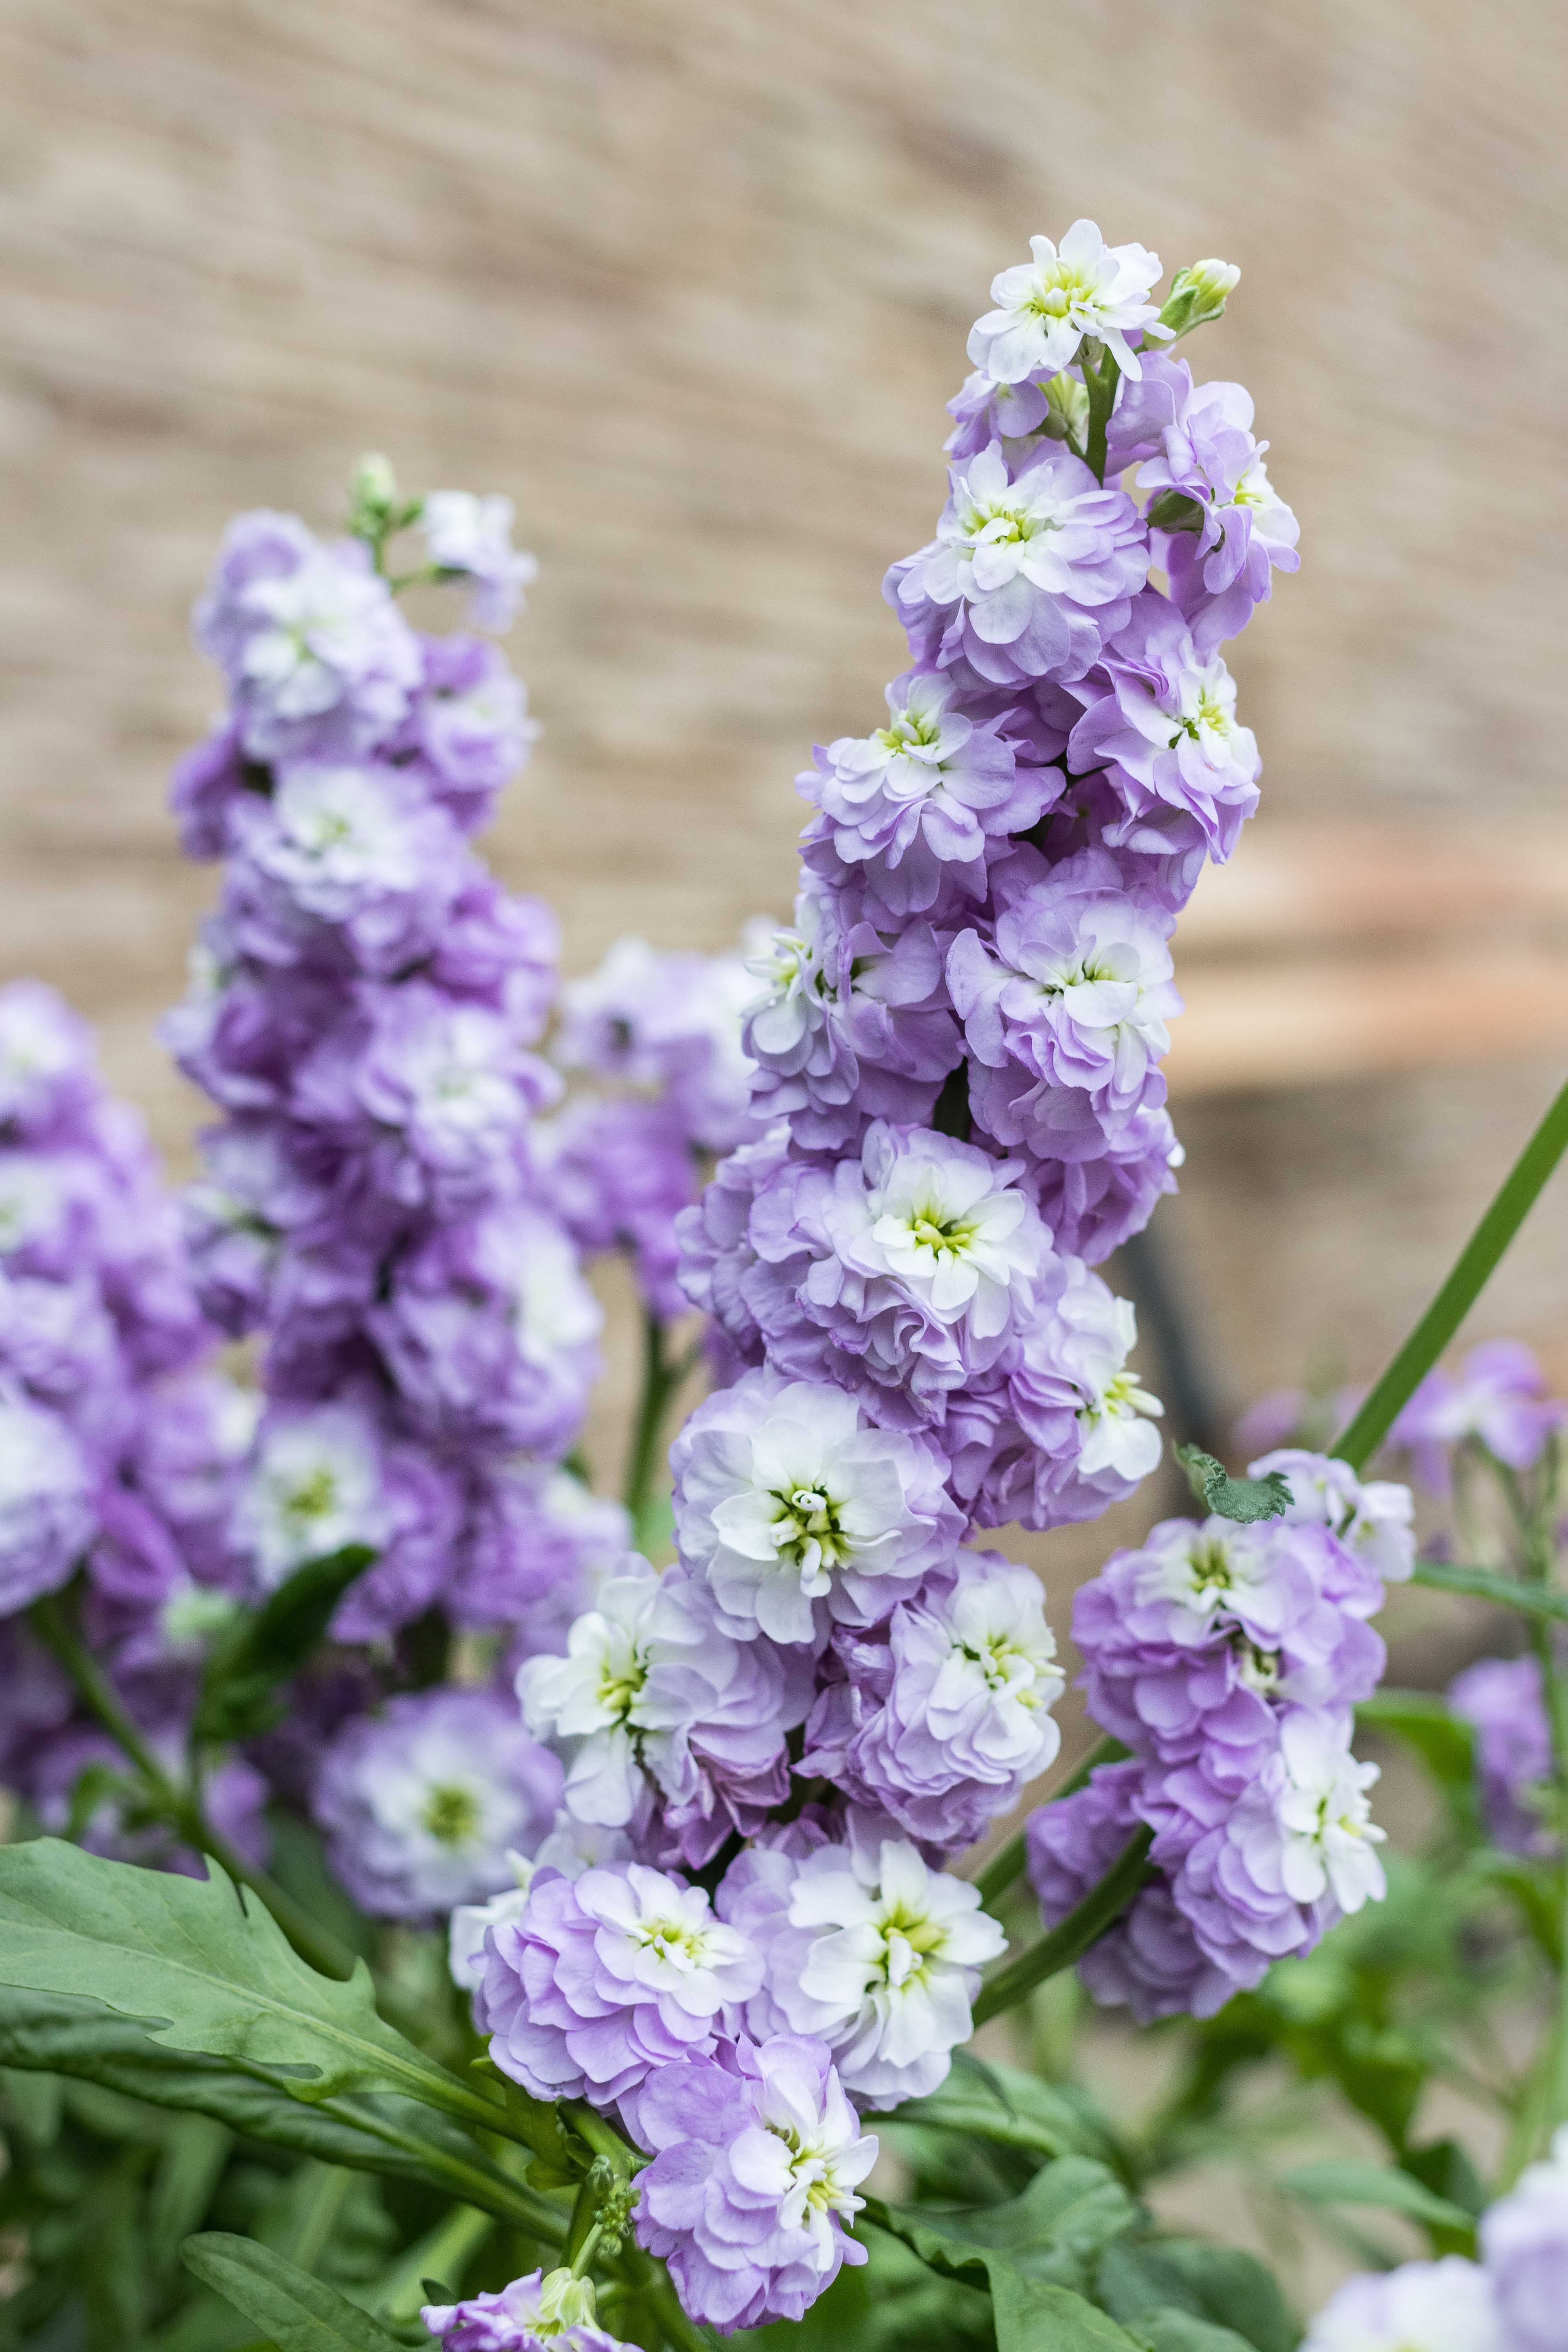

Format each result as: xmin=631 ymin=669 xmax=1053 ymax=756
xmin=520 ymin=1561 xmax=657 ymax=1825
xmin=513 ymin=1217 xmax=604 ymax=1366
xmin=930 ymin=445 xmax=1125 ymax=613
xmin=767 ymin=1835 xmax=1006 ymax=2104
xmin=672 ymin=1372 xmax=958 ymax=1644
xmin=929 ymin=1561 xmax=1065 ymax=1776
xmin=419 ymin=490 xmax=538 ymax=632
xmin=448 ymin=1848 xmax=536 ymax=1990
xmin=584 ymin=1861 xmax=759 ymax=2010
xmin=1272 ymin=1711 xmax=1386 ymax=1912
xmin=744 ymin=894 xmax=836 ymax=1064
xmin=239 ymin=547 xmax=402 ymax=724
xmin=259 ymin=764 xmax=425 ymax=915
xmin=1060 ymin=1280 xmax=1163 ymax=1481
xmin=1250 ymin=1448 xmax=1415 ymax=1584
xmin=0 ymin=984 xmax=86 ymax=1124
xmin=864 ymin=1140 xmax=1042 ymax=1333
xmin=744 ymin=2040 xmax=878 ymax=2259
xmin=1302 ymin=2257 xmax=1508 ymax=2352
xmin=968 ymin=220 xmax=1166 ymax=383
xmin=232 ymin=1404 xmax=384 ymax=1591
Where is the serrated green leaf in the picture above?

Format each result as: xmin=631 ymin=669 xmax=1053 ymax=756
xmin=181 ymin=2233 xmax=405 ymax=2352
xmin=869 ymin=2153 xmax=1138 ymax=2296
xmin=1280 ymin=2158 xmax=1475 ymax=2234
xmin=195 ymin=1547 xmax=377 ymax=1742
xmin=1175 ymin=1446 xmax=1293 ymax=1524
xmin=1097 ymin=2241 xmax=1295 ymax=2352
xmin=0 ymin=1842 xmax=503 ymax=2135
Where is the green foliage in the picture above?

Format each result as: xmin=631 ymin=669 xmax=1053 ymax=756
xmin=1174 ymin=1447 xmax=1293 ymax=1524
xmin=181 ymin=2233 xmax=410 ymax=2352
xmin=194 ymin=1549 xmax=378 ymax=1744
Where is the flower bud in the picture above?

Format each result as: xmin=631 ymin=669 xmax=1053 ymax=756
xmin=1157 ymin=258 xmax=1241 ymax=341
xmin=534 ymin=2270 xmax=600 ymax=2330
xmin=1145 ymin=487 xmax=1207 ymax=536
xmin=350 ymin=450 xmax=399 ymax=516
xmin=1041 ymin=371 xmax=1091 ymax=447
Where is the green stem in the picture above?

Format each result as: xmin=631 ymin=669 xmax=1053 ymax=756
xmin=375 ymin=2202 xmax=495 ymax=2320
xmin=1332 ymin=1075 xmax=1568 ymax=1473
xmin=1081 ymin=339 xmax=1122 ymax=485
xmin=28 ymin=1592 xmax=355 ymax=1983
xmin=973 ymin=1733 xmax=1128 ymax=1912
xmin=972 ymin=1826 xmax=1153 ymax=2026
xmin=623 ymin=1311 xmax=697 ymax=1539
xmin=313 ymin=2098 xmax=568 ymax=2239
xmin=1410 ymin=1561 xmax=1568 ymax=1624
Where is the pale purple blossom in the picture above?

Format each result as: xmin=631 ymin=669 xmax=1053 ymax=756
xmin=1027 ymin=1104 xmax=1182 ymax=1263
xmin=535 ymin=1095 xmax=698 ymax=1325
xmin=450 ymin=1462 xmax=631 ymax=1635
xmin=554 ymin=930 xmax=766 ymax=1155
xmin=1302 ymin=2258 xmax=1508 ymax=2352
xmin=476 ymin=1859 xmax=761 ymax=2127
xmin=669 ymin=1369 xmax=962 ymax=1644
xmin=635 ymin=2034 xmax=875 ymax=2330
xmin=423 ymin=2270 xmax=626 ymax=2352
xmin=1479 ymin=2124 xmax=1568 ymax=2352
xmin=1393 ymin=1339 xmax=1566 ymax=1493
xmin=887 ymin=441 xmax=1148 ymax=690
xmin=0 ymin=1390 xmax=97 ymax=1614
xmin=314 ymin=1686 xmax=562 ymax=1919
xmin=719 ymin=1814 xmax=1005 ymax=2104
xmin=418 ymin=490 xmax=538 ymax=633
xmin=741 ymin=887 xmax=956 ymax=1151
xmin=674 ymin=1122 xmax=795 ymax=1372
xmin=801 ymin=1551 xmax=1064 ymax=1850
xmin=1139 ymin=371 xmax=1300 ymax=649
xmin=194 ymin=512 xmax=422 ymax=763
xmin=1248 ymin=1447 xmax=1416 ymax=1584
xmin=397 ymin=636 xmax=539 ymax=831
xmin=1449 ymin=1654 xmax=1556 ymax=1857
xmin=1067 ymin=594 xmax=1261 ymax=862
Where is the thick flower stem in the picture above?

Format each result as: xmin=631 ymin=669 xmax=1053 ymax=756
xmin=1081 ymin=338 xmax=1122 ymax=486
xmin=1332 ymin=1074 xmax=1568 ymax=1474
xmin=971 ymin=1825 xmax=1153 ymax=2026
xmin=623 ymin=1310 xmax=699 ymax=1547
xmin=972 ymin=1732 xmax=1129 ymax=1913
xmin=26 ymin=1590 xmax=356 ymax=1984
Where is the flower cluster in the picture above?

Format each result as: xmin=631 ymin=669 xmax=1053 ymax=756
xmin=0 ymin=982 xmax=276 ymax=1865
xmin=1394 ymin=1338 xmax=1565 ymax=1495
xmin=1304 ymin=2126 xmax=1568 ymax=2352
xmin=166 ymin=477 xmax=604 ymax=1662
xmin=540 ymin=924 xmax=769 ymax=1327
xmin=1028 ymin=1450 xmax=1411 ymax=2021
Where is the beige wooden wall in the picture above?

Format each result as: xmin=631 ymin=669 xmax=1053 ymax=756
xmin=3 ymin=0 xmax=1567 ymax=1454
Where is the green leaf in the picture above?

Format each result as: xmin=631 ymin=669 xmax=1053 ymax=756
xmin=0 ymin=1841 xmax=504 ymax=2136
xmin=1280 ymin=2158 xmax=1476 ymax=2234
xmin=869 ymin=2154 xmax=1138 ymax=2296
xmin=194 ymin=1547 xmax=377 ymax=1742
xmin=1096 ymin=2240 xmax=1295 ymax=2352
xmin=149 ymin=2114 xmax=233 ymax=2274
xmin=1139 ymin=2314 xmax=1260 ymax=2352
xmin=1410 ymin=1560 xmax=1568 ymax=1626
xmin=1354 ymin=1691 xmax=1478 ymax=1829
xmin=0 ymin=1986 xmax=560 ymax=2236
xmin=872 ymin=2051 xmax=1114 ymax=2165
xmin=181 ymin=2233 xmax=407 ymax=2352
xmin=1175 ymin=1446 xmax=1292 ymax=1524
xmin=990 ymin=2275 xmax=1145 ymax=2352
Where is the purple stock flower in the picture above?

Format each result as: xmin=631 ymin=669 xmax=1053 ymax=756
xmin=887 ymin=441 xmax=1148 ymax=690
xmin=1248 ymin=1447 xmax=1416 ymax=1584
xmin=741 ymin=886 xmax=956 ymax=1151
xmin=966 ymin=222 xmax=1166 ymax=384
xmin=1449 ymin=1654 xmax=1556 ymax=1856
xmin=313 ymin=1686 xmax=562 ymax=1919
xmin=717 ymin=1811 xmax=1004 ymax=2104
xmin=517 ymin=1554 xmax=812 ymax=1868
xmin=397 ymin=635 xmax=539 ymax=831
xmin=674 ymin=1121 xmax=795 ymax=1373
xmin=224 ymin=762 xmax=472 ymax=977
xmin=1073 ymin=1511 xmax=1386 ymax=1763
xmin=450 ymin=1463 xmax=631 ymax=1635
xmin=535 ymin=1095 xmax=698 ymax=1324
xmin=801 ymin=1551 xmax=1064 ymax=1850
xmin=367 ymin=1206 xmax=602 ymax=1458
xmin=797 ymin=669 xmax=1053 ymax=915
xmin=743 ymin=1121 xmax=1049 ymax=1426
xmin=1301 ymin=2258 xmax=1508 ymax=2352
xmin=0 ymin=1389 xmax=97 ymax=1614
xmin=949 ymin=844 xmax=1180 ymax=1151
xmin=418 ymin=491 xmax=538 ymax=634
xmin=169 ymin=719 xmax=256 ymax=861
xmin=1479 ymin=2126 xmax=1568 ymax=2352
xmin=635 ymin=2034 xmax=875 ymax=2330
xmin=1067 ymin=593 xmax=1261 ymax=862
xmin=1138 ymin=369 xmax=1300 ymax=648
xmin=669 ymin=1368 xmax=963 ymax=1644
xmin=1392 ymin=1338 xmax=1566 ymax=1493
xmin=554 ymin=931 xmax=764 ymax=1155
xmin=476 ymin=1859 xmax=761 ymax=2130
xmin=194 ymin=511 xmax=421 ymax=763
xmin=1027 ymin=1103 xmax=1182 ymax=1263
xmin=423 ymin=2273 xmax=626 ymax=2352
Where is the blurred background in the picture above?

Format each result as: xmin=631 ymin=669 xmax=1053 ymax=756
xmin=3 ymin=0 xmax=1567 ymax=1624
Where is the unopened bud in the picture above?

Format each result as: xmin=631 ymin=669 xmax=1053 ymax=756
xmin=1158 ymin=259 xmax=1241 ymax=342
xmin=536 ymin=2269 xmax=599 ymax=2330
xmin=1145 ymin=488 xmax=1207 ymax=536
xmin=1041 ymin=371 xmax=1091 ymax=448
xmin=349 ymin=451 xmax=399 ymax=524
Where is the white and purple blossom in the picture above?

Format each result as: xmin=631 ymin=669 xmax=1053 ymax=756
xmin=1449 ymin=1654 xmax=1557 ymax=1857
xmin=423 ymin=2269 xmax=627 ymax=2352
xmin=967 ymin=222 xmax=1167 ymax=383
xmin=1139 ymin=370 xmax=1300 ymax=647
xmin=669 ymin=1369 xmax=962 ymax=1643
xmin=1393 ymin=1338 xmax=1566 ymax=1493
xmin=194 ymin=512 xmax=422 ymax=764
xmin=0 ymin=1389 xmax=97 ymax=1614
xmin=1301 ymin=2258 xmax=1508 ymax=2352
xmin=1479 ymin=2124 xmax=1568 ymax=2352
xmin=476 ymin=1859 xmax=761 ymax=2128
xmin=635 ymin=2034 xmax=875 ymax=2330
xmin=418 ymin=490 xmax=538 ymax=634
xmin=313 ymin=1687 xmax=562 ymax=1919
